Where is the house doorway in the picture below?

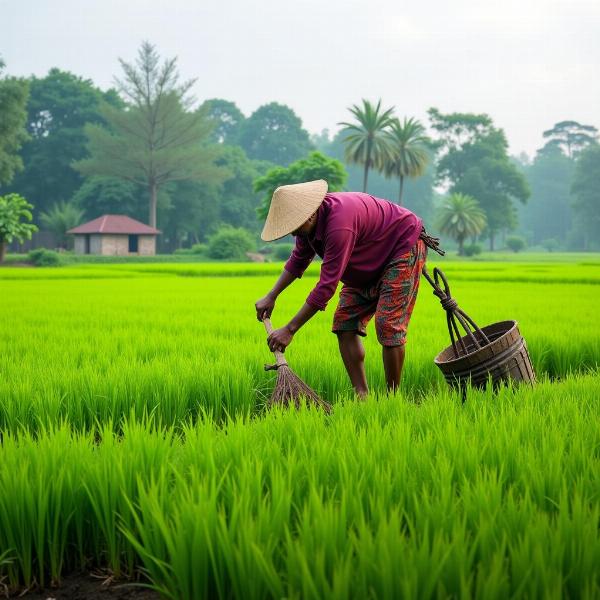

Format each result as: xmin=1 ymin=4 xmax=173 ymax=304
xmin=128 ymin=235 xmax=139 ymax=253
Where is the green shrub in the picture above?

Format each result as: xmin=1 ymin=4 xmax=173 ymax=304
xmin=463 ymin=243 xmax=482 ymax=257
xmin=27 ymin=248 xmax=62 ymax=267
xmin=207 ymin=226 xmax=255 ymax=260
xmin=273 ymin=243 xmax=294 ymax=261
xmin=506 ymin=235 xmax=526 ymax=253
xmin=541 ymin=238 xmax=560 ymax=253
xmin=173 ymin=244 xmax=207 ymax=256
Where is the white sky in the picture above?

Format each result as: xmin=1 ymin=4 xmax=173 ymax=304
xmin=2 ymin=0 xmax=599 ymax=158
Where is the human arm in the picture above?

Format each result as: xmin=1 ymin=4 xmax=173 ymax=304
xmin=305 ymin=228 xmax=356 ymax=311
xmin=266 ymin=302 xmax=320 ymax=352
xmin=255 ymin=268 xmax=296 ymax=321
xmin=266 ymin=229 xmax=356 ymax=352
xmin=255 ymin=235 xmax=316 ymax=321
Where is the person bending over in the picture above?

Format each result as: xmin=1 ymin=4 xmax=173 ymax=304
xmin=255 ymin=179 xmax=443 ymax=398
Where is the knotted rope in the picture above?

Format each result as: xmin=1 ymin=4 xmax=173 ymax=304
xmin=419 ymin=227 xmax=446 ymax=257
xmin=422 ymin=265 xmax=490 ymax=358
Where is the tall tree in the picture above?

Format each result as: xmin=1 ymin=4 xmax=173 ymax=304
xmin=542 ymin=121 xmax=598 ymax=159
xmin=516 ymin=143 xmax=575 ymax=245
xmin=382 ymin=117 xmax=430 ymax=204
xmin=338 ymin=99 xmax=395 ymax=193
xmin=428 ymin=108 xmax=529 ymax=250
xmin=570 ymin=143 xmax=600 ymax=250
xmin=199 ymin=98 xmax=245 ymax=145
xmin=4 ymin=69 xmax=122 ymax=220
xmin=237 ymin=102 xmax=313 ymax=166
xmin=319 ymin=129 xmax=435 ymax=223
xmin=0 ymin=57 xmax=30 ymax=186
xmin=428 ymin=108 xmax=494 ymax=187
xmin=435 ymin=192 xmax=487 ymax=255
xmin=73 ymin=41 xmax=228 ymax=228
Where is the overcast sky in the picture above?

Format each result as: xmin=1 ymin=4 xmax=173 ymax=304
xmin=2 ymin=0 xmax=599 ymax=158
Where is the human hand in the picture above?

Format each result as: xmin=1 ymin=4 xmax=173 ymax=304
xmin=267 ymin=325 xmax=294 ymax=353
xmin=255 ymin=293 xmax=276 ymax=321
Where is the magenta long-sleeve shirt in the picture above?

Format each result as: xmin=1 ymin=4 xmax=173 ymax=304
xmin=284 ymin=192 xmax=423 ymax=310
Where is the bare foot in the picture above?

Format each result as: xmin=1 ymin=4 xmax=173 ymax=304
xmin=355 ymin=388 xmax=369 ymax=401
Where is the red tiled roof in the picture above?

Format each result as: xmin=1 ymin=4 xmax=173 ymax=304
xmin=67 ymin=215 xmax=161 ymax=235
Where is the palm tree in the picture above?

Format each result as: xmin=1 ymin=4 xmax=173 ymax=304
xmin=40 ymin=201 xmax=84 ymax=250
xmin=436 ymin=193 xmax=487 ymax=256
xmin=382 ymin=117 xmax=430 ymax=205
xmin=338 ymin=99 xmax=395 ymax=192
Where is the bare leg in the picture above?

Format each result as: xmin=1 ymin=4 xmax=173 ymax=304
xmin=382 ymin=344 xmax=405 ymax=393
xmin=337 ymin=331 xmax=369 ymax=398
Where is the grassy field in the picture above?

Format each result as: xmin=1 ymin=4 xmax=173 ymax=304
xmin=0 ymin=258 xmax=599 ymax=597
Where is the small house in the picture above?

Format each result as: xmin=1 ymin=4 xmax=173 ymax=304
xmin=67 ymin=215 xmax=160 ymax=256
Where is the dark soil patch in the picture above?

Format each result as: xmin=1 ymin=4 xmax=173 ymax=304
xmin=8 ymin=573 xmax=161 ymax=599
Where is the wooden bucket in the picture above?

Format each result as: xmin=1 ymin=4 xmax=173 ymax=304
xmin=434 ymin=320 xmax=536 ymax=390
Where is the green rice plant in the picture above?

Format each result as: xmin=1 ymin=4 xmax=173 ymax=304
xmin=83 ymin=416 xmax=181 ymax=577
xmin=2 ymin=262 xmax=599 ymax=432
xmin=0 ymin=425 xmax=91 ymax=588
xmin=0 ymin=375 xmax=599 ymax=596
xmin=119 ymin=377 xmax=600 ymax=598
xmin=1 ymin=258 xmax=600 ymax=595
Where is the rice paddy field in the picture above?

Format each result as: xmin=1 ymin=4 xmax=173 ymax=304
xmin=1 ymin=256 xmax=599 ymax=598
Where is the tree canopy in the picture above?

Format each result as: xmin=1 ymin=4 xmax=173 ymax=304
xmin=254 ymin=151 xmax=347 ymax=220
xmin=73 ymin=41 xmax=229 ymax=228
xmin=570 ymin=143 xmax=600 ymax=250
xmin=428 ymin=109 xmax=530 ymax=249
xmin=0 ymin=58 xmax=30 ymax=187
xmin=516 ymin=144 xmax=575 ymax=246
xmin=2 ymin=68 xmax=121 ymax=219
xmin=0 ymin=193 xmax=38 ymax=261
xmin=199 ymin=98 xmax=245 ymax=145
xmin=237 ymin=102 xmax=313 ymax=166
xmin=381 ymin=117 xmax=431 ymax=205
xmin=338 ymin=99 xmax=395 ymax=193
xmin=3 ymin=46 xmax=597 ymax=256
xmin=435 ymin=192 xmax=487 ymax=255
xmin=542 ymin=121 xmax=598 ymax=159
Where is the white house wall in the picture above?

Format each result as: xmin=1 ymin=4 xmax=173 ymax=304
xmin=73 ymin=234 xmax=156 ymax=255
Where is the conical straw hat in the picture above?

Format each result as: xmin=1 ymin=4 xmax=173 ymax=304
xmin=261 ymin=179 xmax=328 ymax=241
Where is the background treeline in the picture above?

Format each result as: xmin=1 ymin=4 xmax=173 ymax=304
xmin=0 ymin=42 xmax=598 ymax=256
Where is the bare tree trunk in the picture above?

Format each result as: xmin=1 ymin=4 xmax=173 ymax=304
xmin=458 ymin=236 xmax=465 ymax=256
xmin=363 ymin=141 xmax=372 ymax=193
xmin=489 ymin=231 xmax=495 ymax=251
xmin=398 ymin=176 xmax=404 ymax=205
xmin=0 ymin=239 xmax=5 ymax=263
xmin=149 ymin=182 xmax=158 ymax=228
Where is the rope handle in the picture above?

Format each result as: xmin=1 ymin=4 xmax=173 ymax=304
xmin=262 ymin=317 xmax=288 ymax=371
xmin=422 ymin=266 xmax=490 ymax=358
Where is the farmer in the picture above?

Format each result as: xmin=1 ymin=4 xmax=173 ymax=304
xmin=255 ymin=179 xmax=444 ymax=397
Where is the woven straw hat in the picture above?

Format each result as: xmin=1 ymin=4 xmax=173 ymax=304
xmin=261 ymin=179 xmax=328 ymax=241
